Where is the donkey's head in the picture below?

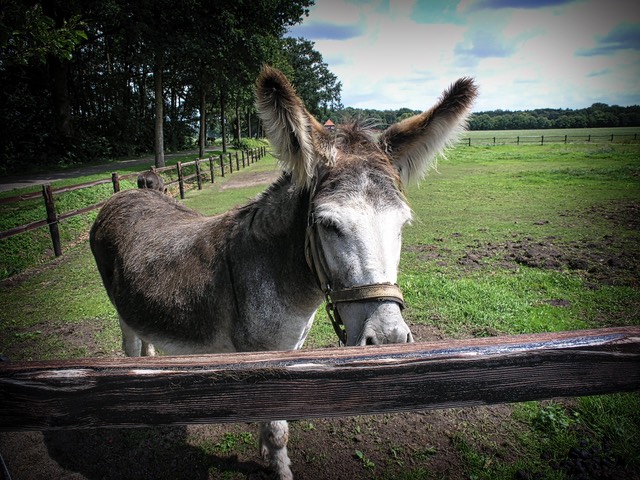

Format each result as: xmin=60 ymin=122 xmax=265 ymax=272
xmin=257 ymin=66 xmax=477 ymax=346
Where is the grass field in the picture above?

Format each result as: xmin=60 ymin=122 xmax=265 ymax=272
xmin=0 ymin=137 xmax=639 ymax=479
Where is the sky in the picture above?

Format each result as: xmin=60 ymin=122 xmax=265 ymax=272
xmin=286 ymin=0 xmax=640 ymax=111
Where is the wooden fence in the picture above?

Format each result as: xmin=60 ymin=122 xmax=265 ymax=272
xmin=1 ymin=326 xmax=638 ymax=431
xmin=0 ymin=147 xmax=267 ymax=257
xmin=458 ymin=133 xmax=640 ymax=146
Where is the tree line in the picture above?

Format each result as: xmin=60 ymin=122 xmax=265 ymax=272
xmin=326 ymin=103 xmax=640 ymax=131
xmin=467 ymin=103 xmax=640 ymax=130
xmin=3 ymin=1 xmax=638 ymax=176
xmin=0 ymin=0 xmax=342 ymax=174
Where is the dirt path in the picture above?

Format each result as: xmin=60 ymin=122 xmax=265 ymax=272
xmin=0 ymin=148 xmax=220 ymax=193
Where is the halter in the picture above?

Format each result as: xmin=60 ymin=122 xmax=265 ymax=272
xmin=303 ymin=175 xmax=405 ymax=345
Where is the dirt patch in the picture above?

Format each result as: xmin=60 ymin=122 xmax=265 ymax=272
xmin=219 ymin=170 xmax=282 ymax=190
xmin=0 ymin=408 xmax=507 ymax=480
xmin=410 ymin=202 xmax=640 ymax=288
xmin=456 ymin=234 xmax=640 ymax=286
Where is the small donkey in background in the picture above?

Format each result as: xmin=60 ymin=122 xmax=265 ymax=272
xmin=137 ymin=170 xmax=165 ymax=192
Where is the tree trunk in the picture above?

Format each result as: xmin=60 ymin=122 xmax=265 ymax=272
xmin=170 ymin=85 xmax=178 ymax=151
xmin=49 ymin=57 xmax=72 ymax=140
xmin=247 ymin=109 xmax=252 ymax=139
xmin=199 ymin=72 xmax=206 ymax=158
xmin=153 ymin=61 xmax=165 ymax=167
xmin=220 ymin=89 xmax=226 ymax=153
xmin=235 ymin=98 xmax=241 ymax=145
xmin=42 ymin=0 xmax=72 ymax=145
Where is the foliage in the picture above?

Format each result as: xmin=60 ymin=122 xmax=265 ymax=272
xmin=0 ymin=0 xmax=321 ymax=174
xmin=278 ymin=37 xmax=342 ymax=120
xmin=468 ymin=103 xmax=640 ymax=130
xmin=0 ymin=3 xmax=87 ymax=66
xmin=328 ymin=102 xmax=640 ymax=131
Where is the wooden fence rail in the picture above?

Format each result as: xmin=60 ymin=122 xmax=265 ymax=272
xmin=0 ymin=147 xmax=267 ymax=251
xmin=1 ymin=326 xmax=638 ymax=432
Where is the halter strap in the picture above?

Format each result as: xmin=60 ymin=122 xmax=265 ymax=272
xmin=303 ymin=177 xmax=405 ymax=345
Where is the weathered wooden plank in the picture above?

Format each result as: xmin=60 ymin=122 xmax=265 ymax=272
xmin=51 ymin=178 xmax=112 ymax=195
xmin=0 ymin=218 xmax=49 ymax=240
xmin=0 ymin=190 xmax=42 ymax=204
xmin=1 ymin=327 xmax=638 ymax=431
xmin=58 ymin=199 xmax=108 ymax=221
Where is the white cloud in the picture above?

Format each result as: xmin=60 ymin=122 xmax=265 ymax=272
xmin=287 ymin=0 xmax=640 ymax=111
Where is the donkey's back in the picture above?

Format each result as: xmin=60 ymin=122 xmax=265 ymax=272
xmin=90 ymin=189 xmax=236 ymax=355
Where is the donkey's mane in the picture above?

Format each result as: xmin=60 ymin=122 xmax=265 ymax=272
xmin=232 ymin=173 xmax=305 ymax=240
xmin=333 ymin=119 xmax=381 ymax=153
xmin=328 ymin=120 xmax=404 ymax=195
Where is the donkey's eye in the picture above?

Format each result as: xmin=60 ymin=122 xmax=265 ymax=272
xmin=321 ymin=221 xmax=343 ymax=237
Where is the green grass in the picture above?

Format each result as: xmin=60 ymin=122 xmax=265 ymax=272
xmin=395 ymin=143 xmax=640 ymax=340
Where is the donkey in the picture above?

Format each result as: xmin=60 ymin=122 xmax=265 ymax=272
xmin=137 ymin=170 xmax=165 ymax=192
xmin=90 ymin=66 xmax=476 ymax=480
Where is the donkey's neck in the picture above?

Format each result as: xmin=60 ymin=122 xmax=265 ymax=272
xmin=221 ymin=174 xmax=324 ymax=350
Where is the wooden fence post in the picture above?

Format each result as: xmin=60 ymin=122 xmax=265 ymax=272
xmin=228 ymin=153 xmax=233 ymax=173
xmin=209 ymin=157 xmax=215 ymax=183
xmin=219 ymin=154 xmax=225 ymax=177
xmin=111 ymin=172 xmax=120 ymax=193
xmin=235 ymin=152 xmax=240 ymax=170
xmin=177 ymin=162 xmax=185 ymax=199
xmin=42 ymin=184 xmax=62 ymax=257
xmin=195 ymin=158 xmax=202 ymax=190
xmin=541 ymin=135 xmax=545 ymax=146
xmin=241 ymin=150 xmax=245 ymax=168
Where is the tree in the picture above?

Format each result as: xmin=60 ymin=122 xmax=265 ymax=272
xmin=279 ymin=37 xmax=342 ymax=119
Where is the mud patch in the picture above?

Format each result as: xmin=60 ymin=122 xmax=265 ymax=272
xmin=411 ymin=202 xmax=640 ymax=288
xmin=457 ymin=234 xmax=639 ymax=287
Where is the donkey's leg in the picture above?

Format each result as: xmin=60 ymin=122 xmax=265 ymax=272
xmin=119 ymin=317 xmax=156 ymax=357
xmin=141 ymin=340 xmax=156 ymax=356
xmin=119 ymin=317 xmax=142 ymax=357
xmin=259 ymin=420 xmax=293 ymax=480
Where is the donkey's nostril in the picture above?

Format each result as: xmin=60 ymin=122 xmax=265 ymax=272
xmin=365 ymin=337 xmax=378 ymax=346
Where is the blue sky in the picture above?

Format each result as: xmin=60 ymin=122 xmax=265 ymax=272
xmin=287 ymin=0 xmax=640 ymax=111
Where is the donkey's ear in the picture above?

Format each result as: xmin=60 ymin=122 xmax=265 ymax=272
xmin=256 ymin=65 xmax=325 ymax=187
xmin=379 ymin=78 xmax=477 ymax=185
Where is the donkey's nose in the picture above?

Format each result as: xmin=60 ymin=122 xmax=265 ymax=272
xmin=357 ymin=323 xmax=414 ymax=346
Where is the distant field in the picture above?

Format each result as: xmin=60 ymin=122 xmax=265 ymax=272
xmin=462 ymin=126 xmax=639 ymax=145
